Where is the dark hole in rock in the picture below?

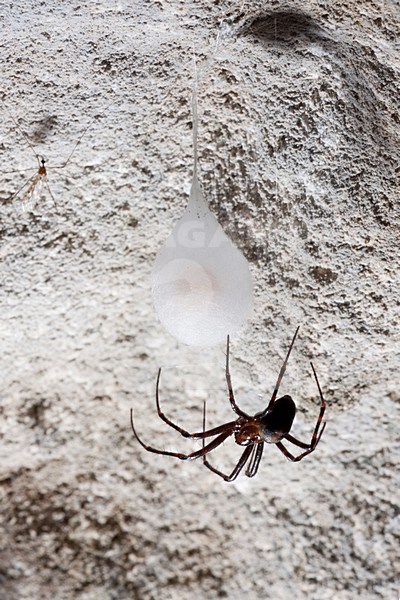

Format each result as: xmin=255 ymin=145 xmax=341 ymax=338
xmin=309 ymin=266 xmax=338 ymax=284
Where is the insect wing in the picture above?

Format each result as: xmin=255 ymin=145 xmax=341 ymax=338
xmin=21 ymin=176 xmax=43 ymax=212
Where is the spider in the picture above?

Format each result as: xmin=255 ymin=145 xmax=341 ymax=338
xmin=130 ymin=326 xmax=327 ymax=481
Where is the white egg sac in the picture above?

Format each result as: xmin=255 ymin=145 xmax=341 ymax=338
xmin=151 ymin=177 xmax=253 ymax=346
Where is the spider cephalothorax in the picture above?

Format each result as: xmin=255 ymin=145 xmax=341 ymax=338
xmin=130 ymin=326 xmax=327 ymax=481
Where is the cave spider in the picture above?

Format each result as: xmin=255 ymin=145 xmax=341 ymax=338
xmin=130 ymin=326 xmax=327 ymax=481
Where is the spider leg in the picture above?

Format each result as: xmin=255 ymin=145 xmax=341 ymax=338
xmin=155 ymin=368 xmax=237 ymax=439
xmin=285 ymin=360 xmax=327 ymax=448
xmin=264 ymin=325 xmax=300 ymax=414
xmin=155 ymin=367 xmax=202 ymax=437
xmin=284 ymin=413 xmax=326 ymax=450
xmin=203 ymin=445 xmax=253 ymax=481
xmin=245 ymin=444 xmax=257 ymax=476
xmin=310 ymin=361 xmax=327 ymax=424
xmin=276 ymin=422 xmax=326 ymax=462
xmin=226 ymin=335 xmax=249 ymax=418
xmin=245 ymin=442 xmax=264 ymax=478
xmin=284 ymin=434 xmax=310 ymax=449
xmin=276 ymin=363 xmax=326 ymax=461
xmin=130 ymin=408 xmax=234 ymax=460
xmin=201 ymin=400 xmax=253 ymax=481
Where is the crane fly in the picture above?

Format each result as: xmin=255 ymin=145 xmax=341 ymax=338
xmin=3 ymin=109 xmax=102 ymax=211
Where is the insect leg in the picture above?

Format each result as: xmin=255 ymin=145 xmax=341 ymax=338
xmin=43 ymin=178 xmax=57 ymax=206
xmin=7 ymin=174 xmax=36 ymax=204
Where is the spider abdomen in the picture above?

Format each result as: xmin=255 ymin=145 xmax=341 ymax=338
xmin=259 ymin=395 xmax=296 ymax=442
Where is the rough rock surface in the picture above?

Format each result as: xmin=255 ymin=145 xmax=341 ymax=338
xmin=0 ymin=1 xmax=399 ymax=599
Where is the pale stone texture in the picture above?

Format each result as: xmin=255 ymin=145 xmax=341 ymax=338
xmin=0 ymin=1 xmax=399 ymax=599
